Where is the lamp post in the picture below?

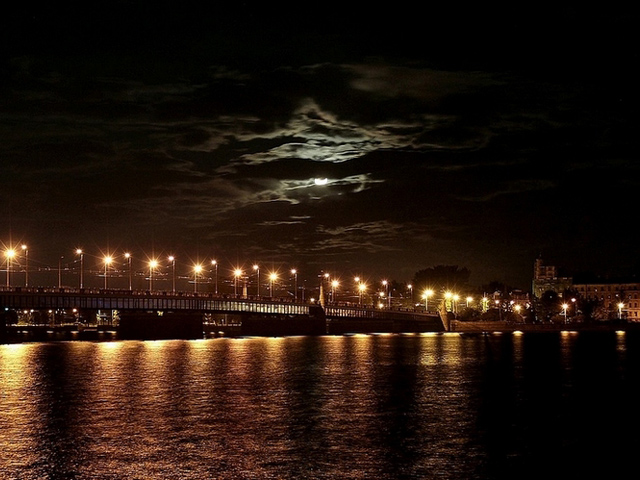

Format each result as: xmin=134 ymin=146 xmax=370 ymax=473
xmin=234 ymin=268 xmax=243 ymax=296
xmin=149 ymin=260 xmax=158 ymax=291
xmin=124 ymin=252 xmax=132 ymax=290
xmin=104 ymin=256 xmax=113 ymax=289
xmin=562 ymin=303 xmax=568 ymax=323
xmin=58 ymin=256 xmax=63 ymax=288
xmin=269 ymin=272 xmax=278 ymax=298
xmin=423 ymin=289 xmax=433 ymax=312
xmin=21 ymin=245 xmax=28 ymax=287
xmin=193 ymin=264 xmax=202 ymax=293
xmin=358 ymin=282 xmax=366 ymax=305
xmin=382 ymin=280 xmax=389 ymax=308
xmin=515 ymin=304 xmax=522 ymax=321
xmin=291 ymin=269 xmax=297 ymax=301
xmin=618 ymin=302 xmax=624 ymax=320
xmin=168 ymin=256 xmax=176 ymax=293
xmin=253 ymin=264 xmax=260 ymax=297
xmin=408 ymin=284 xmax=413 ymax=305
xmin=76 ymin=249 xmax=84 ymax=289
xmin=211 ymin=260 xmax=218 ymax=294
xmin=5 ymin=248 xmax=15 ymax=287
xmin=331 ymin=279 xmax=339 ymax=305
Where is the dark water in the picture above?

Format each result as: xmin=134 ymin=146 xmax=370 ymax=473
xmin=1 ymin=332 xmax=639 ymax=480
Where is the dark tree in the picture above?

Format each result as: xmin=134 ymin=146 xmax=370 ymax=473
xmin=412 ymin=265 xmax=471 ymax=294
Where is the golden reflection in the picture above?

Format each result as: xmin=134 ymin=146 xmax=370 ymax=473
xmin=0 ymin=343 xmax=40 ymax=468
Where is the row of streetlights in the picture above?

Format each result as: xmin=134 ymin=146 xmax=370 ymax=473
xmin=5 ymin=246 xmax=453 ymax=307
xmin=3 ymin=247 xmax=309 ymax=298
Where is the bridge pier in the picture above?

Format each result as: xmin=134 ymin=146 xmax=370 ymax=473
xmin=118 ymin=311 xmax=204 ymax=340
xmin=240 ymin=306 xmax=326 ymax=336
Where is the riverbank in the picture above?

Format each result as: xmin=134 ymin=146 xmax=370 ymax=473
xmin=450 ymin=319 xmax=640 ymax=333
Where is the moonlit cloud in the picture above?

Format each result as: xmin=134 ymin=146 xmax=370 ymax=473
xmin=2 ymin=5 xmax=638 ymax=289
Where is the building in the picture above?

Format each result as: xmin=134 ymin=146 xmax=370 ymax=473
xmin=531 ymin=257 xmax=573 ymax=299
xmin=572 ymin=282 xmax=640 ymax=321
xmin=532 ymin=257 xmax=640 ymax=321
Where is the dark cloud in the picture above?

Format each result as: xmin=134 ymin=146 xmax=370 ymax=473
xmin=1 ymin=3 xmax=639 ymax=289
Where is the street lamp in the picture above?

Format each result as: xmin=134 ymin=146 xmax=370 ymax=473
xmin=253 ymin=264 xmax=260 ymax=297
xmin=562 ymin=303 xmax=568 ymax=323
xmin=234 ymin=268 xmax=243 ymax=296
xmin=269 ymin=272 xmax=278 ymax=298
xmin=618 ymin=302 xmax=624 ymax=320
xmin=382 ymin=280 xmax=389 ymax=307
xmin=124 ymin=252 xmax=132 ymax=290
xmin=4 ymin=248 xmax=15 ymax=287
xmin=291 ymin=268 xmax=297 ymax=301
xmin=408 ymin=284 xmax=413 ymax=305
xmin=21 ymin=245 xmax=28 ymax=287
xmin=466 ymin=296 xmax=473 ymax=308
xmin=76 ymin=249 xmax=84 ymax=289
xmin=211 ymin=260 xmax=218 ymax=294
xmin=193 ymin=264 xmax=202 ymax=293
xmin=168 ymin=255 xmax=176 ymax=292
xmin=58 ymin=255 xmax=64 ymax=288
xmin=104 ymin=256 xmax=113 ymax=289
xmin=515 ymin=304 xmax=522 ymax=321
xmin=330 ymin=279 xmax=339 ymax=304
xmin=149 ymin=260 xmax=158 ymax=291
xmin=358 ymin=282 xmax=366 ymax=305
xmin=423 ymin=289 xmax=433 ymax=311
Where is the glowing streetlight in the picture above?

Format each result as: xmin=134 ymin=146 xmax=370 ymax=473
xmin=252 ymin=263 xmax=260 ymax=297
xmin=466 ymin=296 xmax=473 ymax=308
xmin=149 ymin=259 xmax=158 ymax=291
xmin=562 ymin=303 xmax=568 ymax=323
xmin=408 ymin=284 xmax=413 ymax=304
xmin=211 ymin=260 xmax=218 ymax=294
xmin=21 ymin=244 xmax=28 ymax=287
xmin=358 ymin=282 xmax=367 ymax=305
xmin=618 ymin=302 xmax=624 ymax=319
xmin=331 ymin=279 xmax=339 ymax=304
xmin=382 ymin=280 xmax=390 ymax=308
xmin=4 ymin=248 xmax=16 ymax=287
xmin=103 ymin=256 xmax=113 ymax=289
xmin=291 ymin=268 xmax=297 ymax=301
xmin=193 ymin=264 xmax=203 ymax=293
xmin=234 ymin=268 xmax=243 ymax=296
xmin=269 ymin=272 xmax=278 ymax=298
xmin=168 ymin=255 xmax=176 ymax=292
xmin=515 ymin=304 xmax=523 ymax=321
xmin=76 ymin=249 xmax=84 ymax=289
xmin=423 ymin=289 xmax=433 ymax=311
xmin=124 ymin=252 xmax=132 ymax=290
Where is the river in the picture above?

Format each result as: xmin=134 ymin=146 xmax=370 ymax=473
xmin=1 ymin=332 xmax=638 ymax=479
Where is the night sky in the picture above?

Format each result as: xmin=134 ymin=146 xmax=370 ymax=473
xmin=1 ymin=3 xmax=638 ymax=290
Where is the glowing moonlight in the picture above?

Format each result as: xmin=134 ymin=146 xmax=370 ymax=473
xmin=314 ymin=178 xmax=328 ymax=185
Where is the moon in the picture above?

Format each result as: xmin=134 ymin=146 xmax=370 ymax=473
xmin=314 ymin=178 xmax=328 ymax=185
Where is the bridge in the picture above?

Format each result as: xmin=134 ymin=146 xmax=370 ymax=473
xmin=0 ymin=287 xmax=445 ymax=341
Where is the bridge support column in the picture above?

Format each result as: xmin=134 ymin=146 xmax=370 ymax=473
xmin=118 ymin=311 xmax=204 ymax=340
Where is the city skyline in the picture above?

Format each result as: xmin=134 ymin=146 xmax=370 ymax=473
xmin=2 ymin=4 xmax=638 ymax=290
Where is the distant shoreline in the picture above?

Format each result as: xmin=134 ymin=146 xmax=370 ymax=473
xmin=450 ymin=320 xmax=640 ymax=334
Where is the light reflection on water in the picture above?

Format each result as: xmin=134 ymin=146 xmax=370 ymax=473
xmin=1 ymin=332 xmax=639 ymax=479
